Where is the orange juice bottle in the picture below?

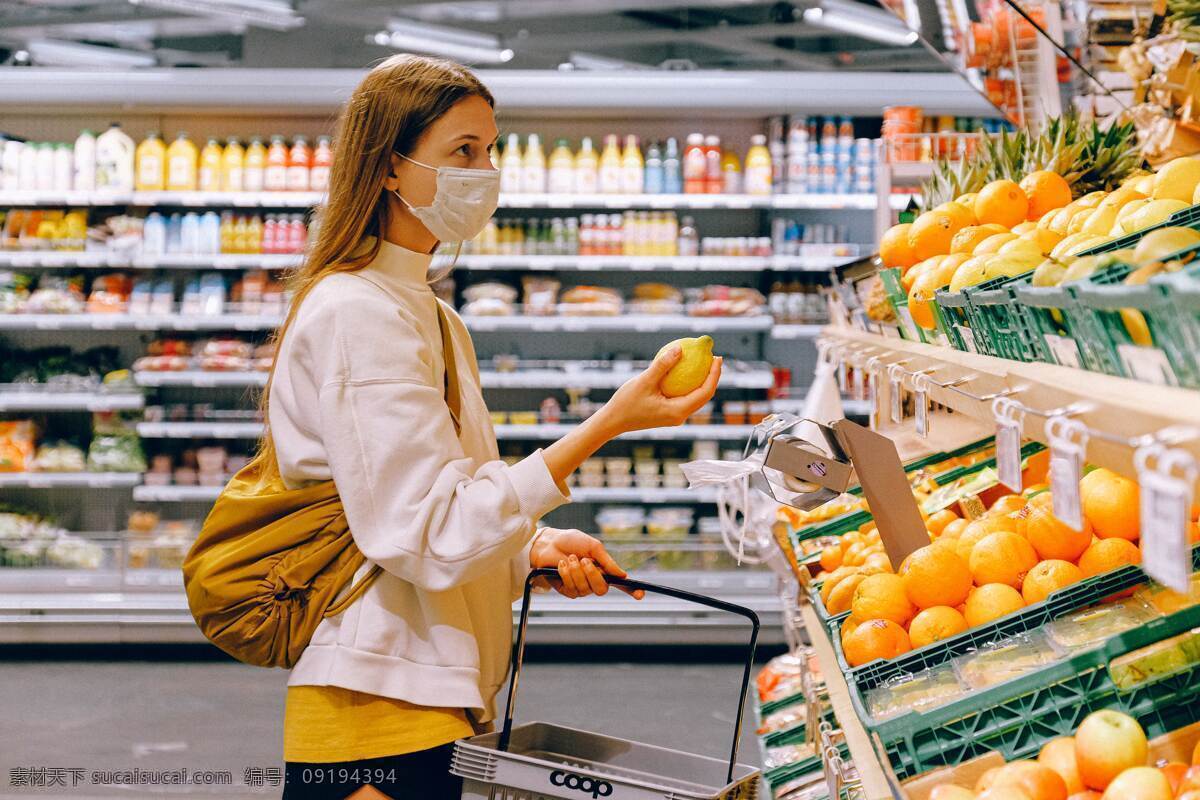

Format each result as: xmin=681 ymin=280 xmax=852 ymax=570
xmin=221 ymin=137 xmax=245 ymax=192
xmin=310 ymin=135 xmax=332 ymax=192
xmin=134 ymin=131 xmax=166 ymax=191
xmin=198 ymin=138 xmax=223 ymax=192
xmin=243 ymin=136 xmax=266 ymax=192
xmin=598 ymin=134 xmax=622 ymax=194
xmin=166 ymin=132 xmax=198 ymax=191
xmin=620 ymin=135 xmax=644 ymax=194
xmin=287 ymin=135 xmax=311 ymax=192
xmin=744 ymin=134 xmax=773 ymax=195
xmin=264 ymin=135 xmax=288 ymax=192
xmin=245 ymin=214 xmax=263 ymax=253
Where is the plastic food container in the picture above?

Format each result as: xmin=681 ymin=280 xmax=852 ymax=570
xmin=634 ymin=459 xmax=660 ymax=476
xmin=722 ymin=402 xmax=747 ymax=424
xmin=606 ymin=473 xmax=634 ymax=488
xmin=662 ymin=474 xmax=688 ymax=489
xmin=1108 ymin=628 xmax=1200 ymax=690
xmin=647 ymin=507 xmax=694 ymax=537
xmin=580 ymin=458 xmax=605 ymax=476
xmin=953 ymin=630 xmax=1061 ymax=689
xmin=605 ymin=457 xmax=632 ymax=475
xmin=196 ymin=446 xmax=226 ymax=474
xmin=579 ymin=473 xmax=605 ymax=488
xmin=632 ymin=445 xmax=655 ymax=461
xmin=1135 ymin=575 xmax=1200 ymax=616
xmin=595 ymin=506 xmax=646 ymax=538
xmin=866 ymin=664 xmax=965 ymax=721
xmin=634 ymin=474 xmax=660 ymax=489
xmin=748 ymin=401 xmax=771 ymax=424
xmin=1045 ymin=599 xmax=1159 ymax=652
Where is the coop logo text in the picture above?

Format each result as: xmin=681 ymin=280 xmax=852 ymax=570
xmin=549 ymin=769 xmax=613 ymax=798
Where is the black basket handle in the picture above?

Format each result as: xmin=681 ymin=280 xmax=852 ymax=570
xmin=498 ymin=567 xmax=761 ymax=786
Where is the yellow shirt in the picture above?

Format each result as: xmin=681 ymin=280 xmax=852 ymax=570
xmin=283 ymin=685 xmax=474 ymax=763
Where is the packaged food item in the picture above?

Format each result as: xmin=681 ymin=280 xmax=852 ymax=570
xmin=606 ymin=472 xmax=633 ymax=489
xmin=31 ymin=441 xmax=86 ymax=472
xmin=86 ymin=273 xmax=131 ymax=314
xmin=1045 ymin=599 xmax=1159 ymax=652
xmin=462 ymin=281 xmax=518 ymax=316
xmin=508 ymin=411 xmax=538 ymax=426
xmin=24 ymin=275 xmax=85 ymax=314
xmin=1135 ymin=575 xmax=1200 ymax=616
xmin=763 ymin=742 xmax=816 ymax=771
xmin=953 ymin=631 xmax=1061 ymax=689
xmin=580 ymin=459 xmax=605 ymax=476
xmin=1109 ymin=628 xmax=1200 ymax=690
xmin=595 ymin=506 xmax=645 ymax=538
xmin=686 ymin=285 xmax=766 ymax=317
xmin=559 ymin=285 xmax=622 ymax=316
xmin=866 ymin=664 xmax=965 ymax=720
xmin=538 ymin=397 xmax=561 ymax=424
xmin=0 ymin=420 xmax=36 ymax=472
xmin=647 ymin=507 xmax=693 ymax=537
xmin=757 ymin=702 xmax=807 ymax=736
xmin=756 ymin=651 xmax=807 ymax=703
xmin=723 ymin=401 xmax=748 ymax=425
xmin=604 ymin=457 xmax=632 ymax=476
xmin=489 ymin=411 xmax=508 ymax=426
xmin=521 ymin=276 xmax=560 ymax=316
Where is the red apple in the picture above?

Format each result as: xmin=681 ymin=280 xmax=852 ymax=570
xmin=931 ymin=785 xmax=977 ymax=800
xmin=1039 ymin=737 xmax=1086 ymax=794
xmin=992 ymin=761 xmax=1068 ymax=800
xmin=1075 ymin=710 xmax=1149 ymax=790
xmin=1158 ymin=762 xmax=1187 ymax=795
xmin=1099 ymin=767 xmax=1171 ymax=800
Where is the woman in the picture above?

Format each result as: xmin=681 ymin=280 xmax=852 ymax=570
xmin=264 ymin=54 xmax=721 ymax=799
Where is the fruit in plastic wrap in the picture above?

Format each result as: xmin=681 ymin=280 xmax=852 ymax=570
xmin=865 ymin=664 xmax=966 ymax=720
xmin=763 ymin=742 xmax=816 ymax=771
xmin=1135 ymin=574 xmax=1200 ymax=615
xmin=1108 ymin=629 xmax=1200 ymax=690
xmin=953 ymin=630 xmax=1061 ymax=689
xmin=1044 ymin=600 xmax=1157 ymax=652
xmin=757 ymin=703 xmax=807 ymax=736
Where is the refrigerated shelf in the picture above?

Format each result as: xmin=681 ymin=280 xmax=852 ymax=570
xmin=0 ymin=388 xmax=144 ymax=412
xmin=134 ymin=421 xmax=758 ymax=441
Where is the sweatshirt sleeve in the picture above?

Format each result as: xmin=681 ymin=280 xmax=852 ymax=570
xmin=306 ymin=288 xmax=570 ymax=592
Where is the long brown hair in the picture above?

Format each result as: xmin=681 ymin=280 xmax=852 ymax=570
xmin=251 ymin=54 xmax=493 ymax=485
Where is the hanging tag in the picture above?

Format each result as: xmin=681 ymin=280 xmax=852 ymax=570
xmin=852 ymin=364 xmax=865 ymax=401
xmin=1136 ymin=445 xmax=1196 ymax=593
xmin=993 ymin=397 xmax=1024 ymax=492
xmin=837 ymin=357 xmax=848 ymax=393
xmin=915 ymin=382 xmax=929 ymax=438
xmin=867 ymin=369 xmax=879 ymax=431
xmin=888 ymin=365 xmax=904 ymax=425
xmin=1046 ymin=415 xmax=1088 ymax=531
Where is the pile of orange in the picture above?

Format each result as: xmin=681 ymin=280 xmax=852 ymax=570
xmin=830 ymin=465 xmax=1200 ymax=668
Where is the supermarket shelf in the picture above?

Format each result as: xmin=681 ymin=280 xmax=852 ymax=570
xmin=0 ymin=389 xmax=144 ymax=412
xmin=452 ymin=255 xmax=858 ymax=272
xmin=131 ymin=253 xmax=303 ymax=270
xmin=479 ymin=368 xmax=773 ymax=390
xmin=0 ymin=472 xmax=141 ymax=489
xmin=130 ymin=483 xmax=717 ymax=504
xmin=825 ymin=327 xmax=1200 ymax=486
xmin=463 ymin=314 xmax=773 ymax=333
xmin=136 ymin=421 xmax=263 ymax=439
xmin=0 ymin=569 xmax=783 ymax=645
xmin=770 ymin=324 xmax=826 ymax=339
xmin=134 ymin=370 xmax=266 ymax=388
xmin=888 ymin=193 xmax=920 ymax=209
xmin=0 ymin=313 xmax=282 ymax=331
xmin=132 ymin=484 xmax=221 ymax=502
xmin=889 ymin=162 xmax=936 ymax=183
xmin=495 ymin=424 xmax=755 ymax=441
xmin=0 ymin=250 xmax=136 ymax=269
xmin=769 ymin=396 xmax=872 ymax=415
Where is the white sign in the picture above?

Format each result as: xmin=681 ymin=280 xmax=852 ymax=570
xmin=1136 ymin=445 xmax=1196 ymax=593
xmin=1044 ymin=334 xmax=1082 ymax=369
xmin=1117 ymin=344 xmax=1178 ymax=386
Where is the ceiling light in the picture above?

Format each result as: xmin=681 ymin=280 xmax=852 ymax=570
xmin=802 ymin=5 xmax=919 ymax=46
xmin=128 ymin=0 xmax=304 ymax=32
xmin=370 ymin=19 xmax=514 ymax=64
xmin=25 ymin=38 xmax=157 ymax=68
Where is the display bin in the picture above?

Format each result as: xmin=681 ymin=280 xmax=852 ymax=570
xmin=826 ymin=544 xmax=1200 ymax=691
xmin=853 ymin=601 xmax=1200 ymax=780
xmin=1162 ymin=267 xmax=1200 ymax=385
xmin=1014 ymin=263 xmax=1135 ymax=372
xmin=931 ymin=287 xmax=974 ymax=353
xmin=1074 ymin=201 xmax=1200 ymax=257
xmin=879 ymin=268 xmax=926 ymax=344
xmin=1072 ymin=278 xmax=1192 ymax=387
xmin=967 ymin=271 xmax=1041 ymax=363
xmin=759 ymin=716 xmax=841 ymax=794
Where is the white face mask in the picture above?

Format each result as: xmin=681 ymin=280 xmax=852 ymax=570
xmin=393 ymin=153 xmax=500 ymax=244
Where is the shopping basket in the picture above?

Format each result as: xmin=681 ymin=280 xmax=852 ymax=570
xmin=450 ymin=567 xmax=763 ymax=800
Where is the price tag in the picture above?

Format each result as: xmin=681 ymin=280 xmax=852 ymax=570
xmin=1046 ymin=415 xmax=1088 ymax=531
xmin=837 ymin=357 xmax=848 ymax=393
xmin=1135 ymin=445 xmax=1196 ymax=592
xmin=1117 ymin=344 xmax=1178 ymax=386
xmin=888 ymin=365 xmax=905 ymax=425
xmin=914 ymin=374 xmax=930 ymax=438
xmin=1043 ymin=334 xmax=1082 ymax=369
xmin=956 ymin=325 xmax=979 ymax=353
xmin=866 ymin=359 xmax=881 ymax=431
xmin=993 ymin=398 xmax=1024 ymax=492
xmin=896 ymin=305 xmax=919 ymax=341
xmin=851 ymin=364 xmax=865 ymax=401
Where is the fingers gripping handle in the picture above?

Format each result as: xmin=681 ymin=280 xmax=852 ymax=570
xmin=498 ymin=567 xmax=762 ymax=786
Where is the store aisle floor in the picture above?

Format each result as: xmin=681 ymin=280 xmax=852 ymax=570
xmin=0 ymin=657 xmax=762 ymax=798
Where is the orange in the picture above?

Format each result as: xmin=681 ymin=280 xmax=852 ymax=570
xmin=927 ymin=508 xmax=960 ymax=538
xmin=964 ymin=583 xmax=1026 ymax=626
xmin=900 ymin=545 xmax=973 ymax=608
xmin=819 ymin=566 xmax=857 ymax=604
xmin=851 ymin=573 xmax=916 ymax=626
xmin=1077 ymin=538 xmax=1141 ymax=577
xmin=843 ymin=542 xmax=867 ymax=566
xmin=1022 ymin=559 xmax=1084 ymax=605
xmin=827 ymin=572 xmax=869 ymax=614
xmin=1080 ymin=468 xmax=1140 ymax=541
xmin=978 ymin=767 xmax=1005 ymax=792
xmin=988 ymin=494 xmax=1028 ymax=517
xmin=819 ymin=544 xmax=844 ymax=572
xmin=956 ymin=516 xmax=1020 ymax=561
xmin=976 ymin=179 xmax=1031 ymax=228
xmin=841 ymin=618 xmax=912 ymax=667
xmin=909 ymin=209 xmax=964 ymax=261
xmin=908 ymin=605 xmax=969 ymax=648
xmin=1020 ymin=171 xmax=1073 ymax=221
xmin=977 ymin=786 xmax=1035 ymax=800
xmin=902 ymin=256 xmax=940 ymax=292
xmin=864 ymin=552 xmax=894 ymax=573
xmin=1025 ymin=492 xmax=1093 ymax=561
xmin=841 ymin=614 xmax=866 ymax=642
xmin=1039 ymin=737 xmax=1086 ymax=795
xmin=881 ymin=223 xmax=918 ymax=269
xmin=937 ymin=201 xmax=977 ymax=230
xmin=993 ymin=761 xmax=1069 ymax=800
xmin=909 ymin=268 xmax=949 ymax=330
xmin=930 ymin=786 xmax=977 ymax=800
xmin=970 ymin=531 xmax=1039 ymax=588
xmin=941 ymin=518 xmax=969 ymax=540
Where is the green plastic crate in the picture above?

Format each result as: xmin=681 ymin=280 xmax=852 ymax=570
xmin=1072 ymin=278 xmax=1191 ymax=387
xmin=857 ymin=602 xmax=1200 ymax=780
xmin=968 ymin=271 xmax=1042 ymax=362
xmin=1161 ymin=267 xmax=1200 ymax=386
xmin=762 ymin=723 xmax=844 ymax=792
xmin=933 ymin=286 xmax=979 ymax=353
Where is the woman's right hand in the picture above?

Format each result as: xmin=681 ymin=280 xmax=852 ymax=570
xmin=597 ymin=346 xmax=722 ymax=435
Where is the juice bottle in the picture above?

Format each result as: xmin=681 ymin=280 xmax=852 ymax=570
xmin=682 ymin=133 xmax=706 ymax=194
xmin=662 ymin=137 xmax=682 ymax=194
xmin=264 ymin=135 xmax=289 ymax=192
xmin=166 ymin=132 xmax=198 ymax=192
xmin=53 ymin=143 xmax=73 ymax=192
xmin=744 ymin=134 xmax=773 ymax=196
xmin=219 ymin=211 xmax=235 ymax=254
xmin=245 ymin=214 xmax=263 ymax=254
xmin=243 ymin=136 xmax=266 ymax=193
xmin=232 ymin=214 xmax=249 ymax=254
xmin=520 ymin=133 xmax=546 ymax=195
xmin=310 ymin=135 xmax=332 ymax=192
xmin=573 ymin=137 xmax=598 ymax=195
xmin=221 ymin=137 xmax=245 ymax=193
xmin=95 ymin=122 xmax=135 ymax=192
xmin=135 ymin=132 xmax=166 ymax=191
xmin=720 ymin=148 xmax=742 ymax=194
xmin=597 ymin=134 xmax=622 ymax=194
xmin=838 ymin=117 xmax=855 ymax=155
xmin=620 ymin=135 xmax=644 ymax=194
xmin=643 ymin=141 xmax=663 ymax=194
xmin=546 ymin=138 xmax=574 ymax=195
xmin=73 ymin=129 xmax=96 ymax=192
xmin=500 ymin=133 xmax=523 ymax=194
xmin=287 ymin=135 xmax=311 ymax=192
xmin=261 ymin=214 xmax=277 ymax=255
xmin=199 ymin=138 xmax=223 ymax=192
xmin=703 ymin=135 xmax=723 ymax=194
xmin=34 ymin=143 xmax=54 ymax=191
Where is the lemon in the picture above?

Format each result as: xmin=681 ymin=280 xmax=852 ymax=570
xmin=1152 ymin=157 xmax=1200 ymax=202
xmin=1134 ymin=175 xmax=1156 ymax=196
xmin=973 ymin=232 xmax=1018 ymax=255
xmin=1067 ymin=208 xmax=1097 ymax=235
xmin=1011 ymin=221 xmax=1037 ymax=235
xmin=658 ymin=335 xmax=715 ymax=397
xmin=1061 ymin=255 xmax=1104 ymax=283
xmin=1046 ymin=206 xmax=1079 ymax=235
xmin=1049 ymin=232 xmax=1096 ymax=260
xmin=1116 ymin=198 xmax=1154 ymax=233
xmin=949 ymin=255 xmax=994 ymax=292
xmin=984 ymin=252 xmax=1040 ymax=279
xmin=1075 ymin=191 xmax=1108 ymax=208
xmin=1080 ymin=206 xmax=1119 ymax=236
xmin=998 ymin=237 xmax=1043 ymax=260
xmin=1127 ymin=198 xmax=1190 ymax=232
xmin=1132 ymin=226 xmax=1200 ymax=264
xmin=1031 ymin=259 xmax=1067 ymax=287
xmin=1021 ymin=227 xmax=1064 ymax=254
xmin=1098 ymin=186 xmax=1147 ymax=210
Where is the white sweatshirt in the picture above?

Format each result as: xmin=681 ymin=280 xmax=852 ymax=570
xmin=269 ymin=238 xmax=570 ymax=721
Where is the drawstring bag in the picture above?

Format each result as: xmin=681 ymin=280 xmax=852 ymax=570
xmin=182 ymin=298 xmax=462 ymax=668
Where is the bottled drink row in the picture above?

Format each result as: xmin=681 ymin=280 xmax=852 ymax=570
xmin=0 ymin=123 xmax=332 ymax=194
xmin=141 ymin=211 xmax=309 ymax=256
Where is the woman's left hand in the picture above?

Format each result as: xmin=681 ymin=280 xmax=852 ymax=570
xmin=529 ymin=528 xmax=645 ymax=600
